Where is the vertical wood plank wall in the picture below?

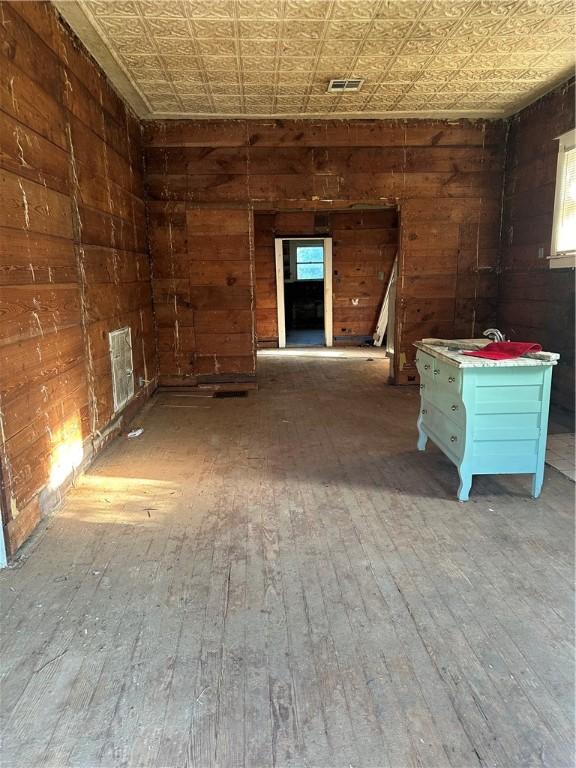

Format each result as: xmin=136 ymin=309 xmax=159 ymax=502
xmin=499 ymin=79 xmax=575 ymax=414
xmin=144 ymin=119 xmax=506 ymax=384
xmin=253 ymin=209 xmax=399 ymax=346
xmin=0 ymin=2 xmax=156 ymax=554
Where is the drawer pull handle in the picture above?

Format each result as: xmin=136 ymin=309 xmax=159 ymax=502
xmin=448 ymin=376 xmax=455 ymax=383
xmin=450 ymin=435 xmax=457 ymax=442
xmin=421 ymin=409 xmax=427 ymax=415
xmin=451 ymin=404 xmax=458 ymax=411
xmin=433 ymin=369 xmax=440 ymax=375
xmin=424 ymin=364 xmax=430 ymax=370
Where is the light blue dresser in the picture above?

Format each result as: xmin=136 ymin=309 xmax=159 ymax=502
xmin=414 ymin=339 xmax=559 ymax=501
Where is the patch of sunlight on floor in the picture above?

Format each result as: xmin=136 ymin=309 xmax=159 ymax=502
xmin=59 ymin=475 xmax=182 ymax=525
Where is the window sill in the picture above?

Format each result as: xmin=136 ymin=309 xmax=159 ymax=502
xmin=549 ymin=254 xmax=576 ymax=269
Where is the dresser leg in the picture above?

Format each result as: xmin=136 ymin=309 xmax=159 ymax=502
xmin=531 ymin=469 xmax=544 ymax=498
xmin=457 ymin=469 xmax=472 ymax=502
xmin=417 ymin=426 xmax=428 ymax=451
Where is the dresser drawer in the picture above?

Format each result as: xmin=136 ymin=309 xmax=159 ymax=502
xmin=420 ymin=357 xmax=462 ymax=390
xmin=437 ymin=360 xmax=462 ymax=392
xmin=426 ymin=385 xmax=465 ymax=426
xmin=416 ymin=349 xmax=436 ymax=378
xmin=420 ymin=400 xmax=464 ymax=460
xmin=415 ymin=350 xmax=435 ymax=379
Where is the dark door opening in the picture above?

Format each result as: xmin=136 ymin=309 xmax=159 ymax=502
xmin=283 ymin=239 xmax=325 ymax=347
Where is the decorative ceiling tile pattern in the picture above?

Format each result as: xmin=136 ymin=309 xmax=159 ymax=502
xmin=55 ymin=0 xmax=575 ymax=119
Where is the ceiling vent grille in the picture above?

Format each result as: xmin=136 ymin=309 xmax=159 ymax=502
xmin=327 ymin=78 xmax=364 ymax=93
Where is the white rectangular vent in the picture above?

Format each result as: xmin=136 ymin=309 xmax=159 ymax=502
xmin=109 ymin=327 xmax=134 ymax=413
xmin=327 ymin=78 xmax=364 ymax=93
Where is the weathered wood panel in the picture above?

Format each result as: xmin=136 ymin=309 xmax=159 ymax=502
xmin=253 ymin=214 xmax=277 ymax=343
xmin=498 ymin=78 xmax=575 ymax=413
xmin=0 ymin=111 xmax=70 ymax=194
xmin=145 ymin=118 xmax=505 ymax=381
xmin=150 ymin=204 xmax=255 ymax=384
xmin=0 ymin=1 xmax=155 ymax=555
xmin=332 ymin=210 xmax=398 ymax=342
xmin=188 ymin=208 xmax=255 ymax=383
xmin=0 ymin=3 xmax=85 ymax=555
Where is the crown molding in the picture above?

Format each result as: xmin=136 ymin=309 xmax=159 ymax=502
xmin=146 ymin=109 xmax=505 ymax=120
xmin=53 ymin=0 xmax=150 ymax=117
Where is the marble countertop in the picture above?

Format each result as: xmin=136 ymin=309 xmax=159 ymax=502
xmin=415 ymin=339 xmax=559 ymax=368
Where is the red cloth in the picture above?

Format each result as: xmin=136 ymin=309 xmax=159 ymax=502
xmin=463 ymin=341 xmax=542 ymax=360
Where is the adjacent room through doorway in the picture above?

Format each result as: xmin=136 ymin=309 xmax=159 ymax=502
xmin=254 ymin=209 xmax=399 ymax=358
xmin=274 ymin=236 xmax=334 ymax=348
xmin=284 ymin=239 xmax=324 ymax=347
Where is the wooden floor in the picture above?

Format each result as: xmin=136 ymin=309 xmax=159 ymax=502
xmin=1 ymin=354 xmax=574 ymax=768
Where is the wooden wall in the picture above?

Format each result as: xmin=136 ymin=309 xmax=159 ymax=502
xmin=253 ymin=212 xmax=277 ymax=344
xmin=0 ymin=2 xmax=156 ymax=554
xmin=150 ymin=202 xmax=255 ymax=385
xmin=144 ymin=119 xmax=505 ymax=383
xmin=499 ymin=79 xmax=575 ymax=413
xmin=146 ymin=174 xmax=257 ymax=383
xmin=332 ymin=210 xmax=399 ymax=343
xmin=253 ymin=209 xmax=399 ymax=346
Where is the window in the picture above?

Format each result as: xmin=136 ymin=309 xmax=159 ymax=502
xmin=296 ymin=245 xmax=324 ymax=280
xmin=550 ymin=129 xmax=576 ymax=268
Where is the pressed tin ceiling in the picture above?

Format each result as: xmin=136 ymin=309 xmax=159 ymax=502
xmin=54 ymin=0 xmax=575 ymax=120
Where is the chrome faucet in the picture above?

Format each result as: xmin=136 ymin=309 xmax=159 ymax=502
xmin=483 ymin=328 xmax=506 ymax=342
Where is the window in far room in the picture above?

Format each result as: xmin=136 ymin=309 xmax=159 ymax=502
xmin=550 ymin=128 xmax=576 ymax=268
xmin=296 ymin=245 xmax=324 ymax=280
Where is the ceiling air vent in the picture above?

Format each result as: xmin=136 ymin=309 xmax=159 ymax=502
xmin=327 ymin=78 xmax=364 ymax=93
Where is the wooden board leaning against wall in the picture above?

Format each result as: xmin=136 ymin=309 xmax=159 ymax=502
xmin=144 ymin=118 xmax=506 ymax=387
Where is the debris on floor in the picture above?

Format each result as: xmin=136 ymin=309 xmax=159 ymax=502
xmin=213 ymin=390 xmax=248 ymax=398
xmin=127 ymin=428 xmax=144 ymax=438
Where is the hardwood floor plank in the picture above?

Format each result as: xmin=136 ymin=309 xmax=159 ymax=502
xmin=42 ymin=525 xmax=161 ymax=766
xmin=242 ymin=471 xmax=274 ymax=768
xmin=188 ymin=491 xmax=237 ymax=767
xmin=301 ymin=403 xmax=480 ymax=768
xmin=270 ymin=480 xmax=334 ymax=766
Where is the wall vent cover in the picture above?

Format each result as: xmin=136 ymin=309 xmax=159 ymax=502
xmin=327 ymin=78 xmax=364 ymax=93
xmin=109 ymin=327 xmax=135 ymax=413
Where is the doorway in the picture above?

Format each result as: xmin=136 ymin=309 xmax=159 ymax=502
xmin=274 ymin=237 xmax=333 ymax=348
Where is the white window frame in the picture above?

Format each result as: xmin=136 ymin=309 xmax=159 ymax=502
xmin=550 ymin=128 xmax=576 ymax=269
xmin=294 ymin=243 xmax=325 ymax=281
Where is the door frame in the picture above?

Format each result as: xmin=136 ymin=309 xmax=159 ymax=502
xmin=274 ymin=236 xmax=333 ymax=348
